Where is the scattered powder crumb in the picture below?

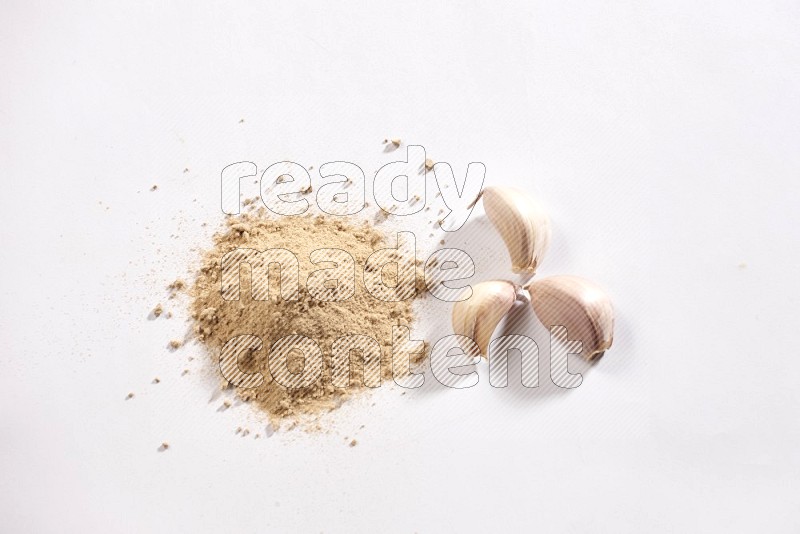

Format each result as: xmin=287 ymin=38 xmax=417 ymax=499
xmin=150 ymin=185 xmax=158 ymax=191
xmin=183 ymin=168 xmax=189 ymax=173
xmin=160 ymin=442 xmax=169 ymax=451
xmin=349 ymin=439 xmax=358 ymax=447
xmin=391 ymin=138 xmax=401 ymax=147
xmin=153 ymin=378 xmax=161 ymax=384
xmin=168 ymin=279 xmax=186 ymax=292
xmin=126 ymin=392 xmax=134 ymax=400
xmin=169 ymin=340 xmax=182 ymax=349
xmin=425 ymin=158 xmax=434 ymax=170
xmin=153 ymin=304 xmax=163 ymax=317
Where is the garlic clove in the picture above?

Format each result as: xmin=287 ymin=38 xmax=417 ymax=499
xmin=473 ymin=186 xmax=551 ymax=275
xmin=526 ymin=275 xmax=614 ymax=360
xmin=451 ymin=280 xmax=518 ymax=358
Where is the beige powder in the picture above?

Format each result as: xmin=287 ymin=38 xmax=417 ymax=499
xmin=190 ymin=206 xmax=425 ymax=424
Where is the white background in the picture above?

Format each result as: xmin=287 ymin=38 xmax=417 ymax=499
xmin=2 ymin=1 xmax=799 ymax=532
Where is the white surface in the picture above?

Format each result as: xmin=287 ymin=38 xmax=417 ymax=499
xmin=2 ymin=1 xmax=800 ymax=532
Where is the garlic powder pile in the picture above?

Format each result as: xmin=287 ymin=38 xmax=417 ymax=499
xmin=190 ymin=206 xmax=425 ymax=423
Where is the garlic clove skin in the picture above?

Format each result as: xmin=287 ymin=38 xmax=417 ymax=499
xmin=526 ymin=275 xmax=613 ymax=360
xmin=476 ymin=186 xmax=551 ymax=275
xmin=451 ymin=280 xmax=518 ymax=358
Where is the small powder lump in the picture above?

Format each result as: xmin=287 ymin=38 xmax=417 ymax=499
xmin=190 ymin=206 xmax=425 ymax=424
